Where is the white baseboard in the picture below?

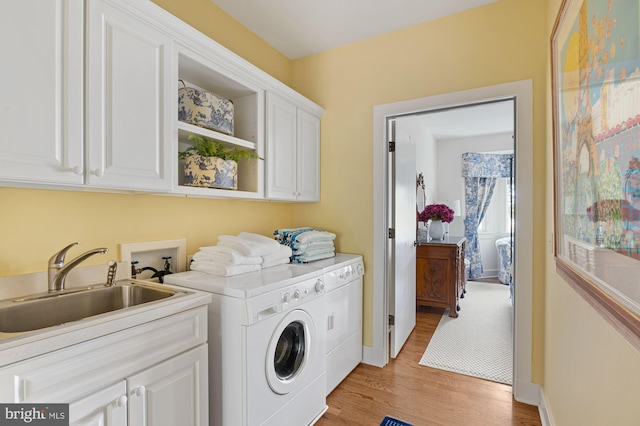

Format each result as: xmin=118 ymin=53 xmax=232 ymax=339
xmin=362 ymin=345 xmax=386 ymax=368
xmin=538 ymin=388 xmax=552 ymax=426
xmin=513 ymin=379 xmax=540 ymax=406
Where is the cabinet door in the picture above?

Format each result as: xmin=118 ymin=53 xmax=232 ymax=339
xmin=416 ymin=247 xmax=452 ymax=306
xmin=128 ymin=345 xmax=208 ymax=426
xmin=266 ymin=92 xmax=297 ymax=200
xmin=69 ymin=381 xmax=128 ymax=426
xmin=0 ymin=0 xmax=84 ymax=185
xmin=296 ymin=109 xmax=320 ymax=202
xmin=86 ymin=0 xmax=173 ymax=191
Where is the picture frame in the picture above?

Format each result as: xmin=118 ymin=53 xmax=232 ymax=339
xmin=551 ymin=0 xmax=640 ymax=339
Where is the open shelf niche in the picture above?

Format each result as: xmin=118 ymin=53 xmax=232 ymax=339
xmin=175 ymin=46 xmax=265 ymax=198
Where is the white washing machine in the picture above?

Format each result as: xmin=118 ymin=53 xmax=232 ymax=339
xmin=307 ymin=254 xmax=364 ymax=395
xmin=165 ymin=264 xmax=327 ymax=426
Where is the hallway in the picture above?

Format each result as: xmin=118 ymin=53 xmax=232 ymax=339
xmin=316 ymin=305 xmax=541 ymax=425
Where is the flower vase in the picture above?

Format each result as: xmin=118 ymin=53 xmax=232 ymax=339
xmin=429 ymin=220 xmax=445 ymax=240
xmin=417 ymin=223 xmax=428 ymax=242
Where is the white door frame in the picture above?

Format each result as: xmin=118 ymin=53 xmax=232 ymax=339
xmin=368 ymin=80 xmax=539 ymax=405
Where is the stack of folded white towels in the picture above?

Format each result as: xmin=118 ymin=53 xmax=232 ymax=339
xmin=190 ymin=232 xmax=292 ymax=277
xmin=273 ymin=227 xmax=336 ymax=263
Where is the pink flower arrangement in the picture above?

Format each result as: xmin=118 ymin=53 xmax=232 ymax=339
xmin=419 ymin=203 xmax=454 ymax=223
xmin=586 ymin=199 xmax=623 ymax=222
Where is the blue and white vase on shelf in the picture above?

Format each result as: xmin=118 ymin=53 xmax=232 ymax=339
xmin=417 ymin=223 xmax=429 ymax=242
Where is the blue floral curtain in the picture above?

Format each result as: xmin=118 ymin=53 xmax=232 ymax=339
xmin=462 ymin=152 xmax=514 ymax=279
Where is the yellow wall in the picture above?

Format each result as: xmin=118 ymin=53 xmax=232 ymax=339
xmin=0 ymin=188 xmax=293 ymax=276
xmin=291 ymin=0 xmax=548 ymax=381
xmin=543 ymin=0 xmax=640 ymax=424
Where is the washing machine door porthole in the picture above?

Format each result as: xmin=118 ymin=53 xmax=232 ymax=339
xmin=266 ymin=309 xmax=316 ymax=395
xmin=274 ymin=321 xmax=305 ymax=380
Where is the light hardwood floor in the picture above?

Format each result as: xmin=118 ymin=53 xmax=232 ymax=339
xmin=316 ymin=305 xmax=541 ymax=426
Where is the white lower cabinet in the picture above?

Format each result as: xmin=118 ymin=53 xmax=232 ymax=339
xmin=0 ymin=307 xmax=208 ymax=425
xmin=69 ymin=381 xmax=128 ymax=426
xmin=128 ymin=345 xmax=207 ymax=426
xmin=67 ymin=346 xmax=207 ymax=426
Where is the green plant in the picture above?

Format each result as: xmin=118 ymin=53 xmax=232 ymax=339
xmin=179 ymin=134 xmax=261 ymax=162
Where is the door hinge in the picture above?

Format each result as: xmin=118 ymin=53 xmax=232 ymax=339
xmin=388 ymin=228 xmax=395 ymax=239
xmin=388 ymin=314 xmax=395 ymax=326
xmin=388 ymin=141 xmax=396 ymax=152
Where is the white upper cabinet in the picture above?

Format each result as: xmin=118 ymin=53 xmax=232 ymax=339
xmin=266 ymin=93 xmax=297 ymax=200
xmin=0 ymin=0 xmax=322 ymax=199
xmin=85 ymin=0 xmax=173 ymax=191
xmin=266 ymin=92 xmax=321 ymax=201
xmin=296 ymin=108 xmax=321 ymax=201
xmin=0 ymin=0 xmax=84 ymax=185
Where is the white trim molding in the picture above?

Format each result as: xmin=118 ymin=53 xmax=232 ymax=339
xmin=370 ymin=80 xmax=537 ymax=403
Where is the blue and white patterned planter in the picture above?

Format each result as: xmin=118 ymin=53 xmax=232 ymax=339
xmin=178 ymin=85 xmax=234 ymax=135
xmin=183 ymin=154 xmax=238 ymax=190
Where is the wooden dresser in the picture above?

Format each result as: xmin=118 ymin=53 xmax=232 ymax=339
xmin=416 ymin=236 xmax=466 ymax=317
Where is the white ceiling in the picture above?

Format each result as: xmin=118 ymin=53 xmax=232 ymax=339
xmin=210 ymin=0 xmax=498 ymax=59
xmin=209 ymin=0 xmax=510 ymax=138
xmin=413 ymin=100 xmax=514 ymax=140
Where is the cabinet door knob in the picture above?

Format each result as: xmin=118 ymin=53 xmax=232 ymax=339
xmin=68 ymin=165 xmax=83 ymax=175
xmin=135 ymin=386 xmax=146 ymax=397
xmin=114 ymin=395 xmax=127 ymax=407
xmin=92 ymin=168 xmax=104 ymax=178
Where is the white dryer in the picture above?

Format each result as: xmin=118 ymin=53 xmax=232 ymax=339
xmin=308 ymin=254 xmax=364 ymax=395
xmin=165 ymin=264 xmax=327 ymax=426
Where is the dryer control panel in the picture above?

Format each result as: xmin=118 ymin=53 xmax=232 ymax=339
xmin=324 ymin=261 xmax=365 ymax=292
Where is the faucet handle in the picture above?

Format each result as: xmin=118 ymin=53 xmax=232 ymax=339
xmin=106 ymin=260 xmax=118 ymax=286
xmin=49 ymin=242 xmax=79 ymax=266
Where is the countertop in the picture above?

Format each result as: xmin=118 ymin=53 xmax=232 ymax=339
xmin=164 ymin=253 xmax=364 ymax=299
xmin=0 ymin=280 xmax=211 ymax=367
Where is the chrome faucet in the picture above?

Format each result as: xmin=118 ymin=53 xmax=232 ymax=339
xmin=48 ymin=242 xmax=109 ymax=292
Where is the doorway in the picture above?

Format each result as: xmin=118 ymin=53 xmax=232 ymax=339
xmin=369 ymin=80 xmax=539 ymax=405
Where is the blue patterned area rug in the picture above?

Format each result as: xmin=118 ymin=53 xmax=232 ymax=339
xmin=418 ymin=281 xmax=513 ymax=385
xmin=381 ymin=416 xmax=413 ymax=426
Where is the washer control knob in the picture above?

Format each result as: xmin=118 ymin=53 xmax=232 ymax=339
xmin=283 ymin=292 xmax=291 ymax=304
xmin=315 ymin=279 xmax=325 ymax=293
xmin=293 ymin=289 xmax=301 ymax=300
xmin=356 ymin=263 xmax=364 ymax=275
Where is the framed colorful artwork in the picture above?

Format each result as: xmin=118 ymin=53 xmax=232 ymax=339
xmin=551 ymin=0 xmax=640 ymax=338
